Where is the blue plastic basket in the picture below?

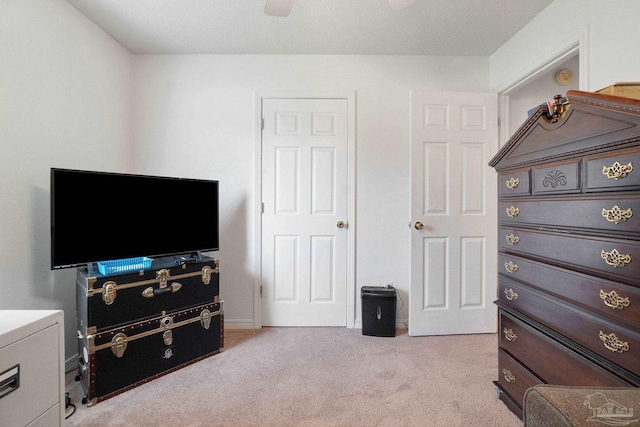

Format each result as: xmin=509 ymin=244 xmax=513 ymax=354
xmin=97 ymin=257 xmax=152 ymax=275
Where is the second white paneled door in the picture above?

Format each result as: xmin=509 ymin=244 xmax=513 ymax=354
xmin=409 ymin=91 xmax=498 ymax=336
xmin=261 ymin=98 xmax=348 ymax=326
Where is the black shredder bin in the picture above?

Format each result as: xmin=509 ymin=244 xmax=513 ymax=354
xmin=361 ymin=286 xmax=396 ymax=337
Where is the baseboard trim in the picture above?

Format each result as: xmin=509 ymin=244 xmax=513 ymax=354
xmin=224 ymin=318 xmax=255 ymax=328
xmin=66 ymin=354 xmax=79 ymax=373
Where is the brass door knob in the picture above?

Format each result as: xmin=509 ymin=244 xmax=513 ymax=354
xmin=337 ymin=220 xmax=346 ymax=229
xmin=414 ymin=222 xmax=424 ymax=230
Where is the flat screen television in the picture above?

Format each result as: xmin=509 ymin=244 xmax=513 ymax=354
xmin=51 ymin=168 xmax=219 ymax=270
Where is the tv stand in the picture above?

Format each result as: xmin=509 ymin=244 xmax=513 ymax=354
xmin=76 ymin=255 xmax=222 ymax=406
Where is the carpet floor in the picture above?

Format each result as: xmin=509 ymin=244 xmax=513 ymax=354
xmin=64 ymin=327 xmax=522 ymax=426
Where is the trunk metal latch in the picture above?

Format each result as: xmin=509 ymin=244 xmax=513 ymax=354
xmin=201 ymin=266 xmax=212 ymax=285
xmin=102 ymin=281 xmax=117 ymax=305
xmin=156 ymin=269 xmax=171 ymax=288
xmin=200 ymin=309 xmax=211 ymax=329
xmin=161 ymin=316 xmax=174 ymax=345
xmin=110 ymin=333 xmax=128 ymax=358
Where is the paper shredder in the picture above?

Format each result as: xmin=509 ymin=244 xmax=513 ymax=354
xmin=361 ymin=286 xmax=396 ymax=337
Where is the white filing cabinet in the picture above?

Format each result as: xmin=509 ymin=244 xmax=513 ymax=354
xmin=0 ymin=310 xmax=64 ymax=427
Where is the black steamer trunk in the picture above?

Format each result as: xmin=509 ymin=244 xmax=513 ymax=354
xmin=77 ymin=256 xmax=219 ymax=332
xmin=78 ymin=301 xmax=223 ymax=406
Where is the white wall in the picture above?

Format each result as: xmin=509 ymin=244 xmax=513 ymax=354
xmin=131 ymin=55 xmax=490 ymax=327
xmin=508 ymin=55 xmax=579 ymax=138
xmin=490 ymin=0 xmax=640 ymax=92
xmin=0 ymin=0 xmax=133 ymax=360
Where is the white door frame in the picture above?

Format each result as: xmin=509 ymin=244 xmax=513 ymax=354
xmin=253 ymin=90 xmax=357 ymax=328
xmin=497 ymin=25 xmax=590 ymax=146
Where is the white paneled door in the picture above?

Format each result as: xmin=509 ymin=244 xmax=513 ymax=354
xmin=261 ymin=98 xmax=348 ymax=326
xmin=409 ymin=91 xmax=498 ymax=336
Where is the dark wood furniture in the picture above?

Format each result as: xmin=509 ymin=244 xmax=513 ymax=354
xmin=489 ymin=90 xmax=640 ymax=418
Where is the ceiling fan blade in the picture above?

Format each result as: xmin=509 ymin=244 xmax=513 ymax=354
xmin=388 ymin=0 xmax=416 ymax=11
xmin=264 ymin=0 xmax=296 ymax=17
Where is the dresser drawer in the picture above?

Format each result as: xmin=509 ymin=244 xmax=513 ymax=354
xmin=499 ymin=310 xmax=632 ymax=387
xmin=498 ymin=197 xmax=640 ymax=235
xmin=499 ymin=253 xmax=640 ymax=328
xmin=532 ymin=161 xmax=581 ymax=195
xmin=499 ymin=280 xmax=640 ymax=375
xmin=586 ymin=149 xmax=640 ymax=192
xmin=499 ymin=169 xmax=531 ymax=197
xmin=498 ymin=348 xmax=542 ymax=408
xmin=499 ymin=227 xmax=640 ymax=285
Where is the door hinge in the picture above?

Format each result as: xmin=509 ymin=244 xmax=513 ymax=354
xmin=261 ymin=202 xmax=264 ymax=213
xmin=260 ymin=285 xmax=263 ymax=298
xmin=261 ymin=118 xmax=265 ymax=130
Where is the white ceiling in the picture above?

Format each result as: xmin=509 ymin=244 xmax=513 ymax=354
xmin=65 ymin=0 xmax=554 ymax=55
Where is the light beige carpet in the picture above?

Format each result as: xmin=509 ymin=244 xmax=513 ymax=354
xmin=64 ymin=328 xmax=521 ymax=426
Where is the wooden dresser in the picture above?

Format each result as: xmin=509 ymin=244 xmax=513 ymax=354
xmin=489 ymin=90 xmax=640 ymax=418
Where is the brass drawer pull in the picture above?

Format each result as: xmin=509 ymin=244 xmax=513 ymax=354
xmin=504 ymin=261 xmax=519 ymax=274
xmin=502 ymin=368 xmax=516 ymax=383
xmin=504 ymin=288 xmax=519 ymax=301
xmin=600 ymin=289 xmax=630 ymax=310
xmin=602 ymin=206 xmax=633 ymax=224
xmin=503 ymin=328 xmax=518 ymax=342
xmin=505 ymin=234 xmax=519 ymax=246
xmin=506 ymin=206 xmax=520 ymax=218
xmin=505 ymin=177 xmax=520 ymax=189
xmin=601 ymin=249 xmax=632 ymax=268
xmin=602 ymin=161 xmax=633 ymax=180
xmin=599 ymin=331 xmax=630 ymax=353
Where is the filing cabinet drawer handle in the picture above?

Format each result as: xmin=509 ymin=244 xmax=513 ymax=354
xmin=599 ymin=331 xmax=630 ymax=353
xmin=502 ymin=368 xmax=516 ymax=383
xmin=506 ymin=206 xmax=520 ymax=218
xmin=503 ymin=328 xmax=518 ymax=342
xmin=0 ymin=365 xmax=19 ymax=400
xmin=601 ymin=249 xmax=632 ymax=268
xmin=504 ymin=261 xmax=519 ymax=274
xmin=602 ymin=206 xmax=633 ymax=224
xmin=504 ymin=288 xmax=519 ymax=301
xmin=505 ymin=177 xmax=520 ymax=189
xmin=602 ymin=161 xmax=634 ymax=180
xmin=505 ymin=234 xmax=520 ymax=246
xmin=600 ymin=289 xmax=630 ymax=310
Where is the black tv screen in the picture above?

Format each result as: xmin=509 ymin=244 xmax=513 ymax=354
xmin=51 ymin=168 xmax=219 ymax=269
